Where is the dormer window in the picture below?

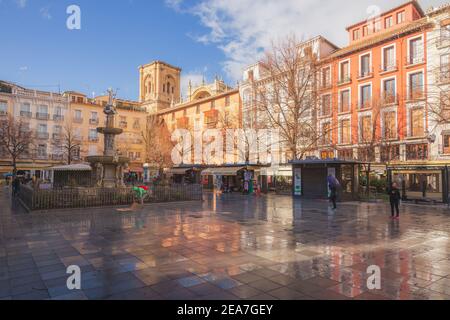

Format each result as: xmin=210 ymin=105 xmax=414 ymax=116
xmin=374 ymin=20 xmax=382 ymax=32
xmin=353 ymin=29 xmax=361 ymax=40
xmin=385 ymin=16 xmax=393 ymax=28
xmin=363 ymin=25 xmax=369 ymax=37
xmin=397 ymin=11 xmax=405 ymax=24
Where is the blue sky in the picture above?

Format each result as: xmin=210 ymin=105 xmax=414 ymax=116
xmin=0 ymin=0 xmax=445 ymax=100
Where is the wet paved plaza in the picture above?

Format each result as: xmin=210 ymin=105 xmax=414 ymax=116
xmin=1 ymin=186 xmax=450 ymax=300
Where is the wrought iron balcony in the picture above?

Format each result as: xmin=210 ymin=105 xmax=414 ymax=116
xmin=405 ymin=55 xmax=425 ymax=66
xmin=37 ymin=132 xmax=50 ymax=140
xmin=53 ymin=115 xmax=64 ymax=121
xmin=73 ymin=117 xmax=83 ymax=124
xmin=337 ymin=76 xmax=352 ymax=86
xmin=357 ymin=68 xmax=374 ymax=80
xmin=20 ymin=111 xmax=32 ymax=118
xmin=89 ymin=118 xmax=99 ymax=125
xmin=379 ymin=61 xmax=398 ymax=73
xmin=381 ymin=93 xmax=399 ymax=106
xmin=36 ymin=113 xmax=50 ymax=120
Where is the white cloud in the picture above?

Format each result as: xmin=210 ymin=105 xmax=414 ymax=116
xmin=15 ymin=0 xmax=26 ymax=8
xmin=167 ymin=0 xmax=445 ymax=82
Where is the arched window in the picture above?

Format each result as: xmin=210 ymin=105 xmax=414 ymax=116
xmin=172 ymin=86 xmax=174 ymax=94
xmin=167 ymin=82 xmax=171 ymax=94
xmin=147 ymin=81 xmax=152 ymax=94
xmin=163 ymin=84 xmax=166 ymax=93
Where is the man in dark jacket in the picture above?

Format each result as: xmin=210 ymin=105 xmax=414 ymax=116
xmin=12 ymin=177 xmax=21 ymax=197
xmin=387 ymin=182 xmax=401 ymax=219
xmin=328 ymin=174 xmax=339 ymax=210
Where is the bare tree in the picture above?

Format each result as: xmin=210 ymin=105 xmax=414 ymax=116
xmin=52 ymin=121 xmax=85 ymax=165
xmin=0 ymin=115 xmax=35 ymax=175
xmin=254 ymin=35 xmax=322 ymax=161
xmin=142 ymin=115 xmax=173 ymax=175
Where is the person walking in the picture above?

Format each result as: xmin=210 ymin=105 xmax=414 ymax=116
xmin=12 ymin=177 xmax=21 ymax=198
xmin=387 ymin=182 xmax=401 ymax=219
xmin=328 ymin=174 xmax=338 ymax=210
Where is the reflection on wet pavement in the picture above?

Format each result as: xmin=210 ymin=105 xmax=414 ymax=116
xmin=1 ymin=188 xmax=450 ymax=300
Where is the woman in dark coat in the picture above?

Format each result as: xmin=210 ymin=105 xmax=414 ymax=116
xmin=387 ymin=182 xmax=401 ymax=219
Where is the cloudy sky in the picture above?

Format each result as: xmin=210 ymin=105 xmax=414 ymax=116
xmin=0 ymin=0 xmax=445 ymax=100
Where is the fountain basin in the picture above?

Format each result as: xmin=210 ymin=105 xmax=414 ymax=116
xmin=97 ymin=127 xmax=124 ymax=135
xmin=86 ymin=155 xmax=129 ymax=165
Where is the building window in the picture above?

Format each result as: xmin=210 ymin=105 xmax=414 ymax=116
xmin=406 ymin=144 xmax=428 ymax=160
xmin=225 ymin=96 xmax=230 ymax=107
xmin=360 ymin=53 xmax=371 ymax=77
xmin=374 ymin=20 xmax=381 ymax=32
xmin=441 ymin=92 xmax=450 ymax=121
xmin=38 ymin=124 xmax=47 ymax=133
xmin=0 ymin=101 xmax=7 ymax=114
xmin=382 ymin=78 xmax=396 ymax=104
xmin=408 ymin=72 xmax=424 ymax=100
xmin=410 ymin=108 xmax=424 ymax=137
xmin=360 ymin=84 xmax=372 ymax=109
xmin=339 ymin=89 xmax=350 ymax=113
xmin=321 ymin=94 xmax=331 ymax=116
xmin=397 ymin=11 xmax=405 ymax=24
xmin=383 ymin=111 xmax=396 ymax=139
xmin=381 ymin=145 xmax=400 ymax=162
xmin=339 ymin=60 xmax=350 ymax=83
xmin=385 ymin=16 xmax=393 ymax=28
xmin=360 ymin=115 xmax=372 ymax=142
xmin=38 ymin=144 xmax=47 ymax=158
xmin=196 ymin=105 xmax=200 ymax=114
xmin=74 ymin=110 xmax=82 ymax=120
xmin=321 ymin=67 xmax=331 ymax=88
xmin=440 ymin=54 xmax=450 ymax=83
xmin=353 ymin=29 xmax=361 ymax=40
xmin=20 ymin=103 xmax=31 ymax=117
xmin=340 ymin=119 xmax=351 ymax=144
xmin=76 ymin=97 xmax=84 ymax=104
xmin=382 ymin=45 xmax=396 ymax=71
xmin=322 ymin=122 xmax=332 ymax=145
xmin=408 ymin=37 xmax=424 ymax=65
xmin=363 ymin=25 xmax=369 ymax=37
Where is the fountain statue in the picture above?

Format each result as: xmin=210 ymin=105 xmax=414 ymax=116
xmin=87 ymin=89 xmax=129 ymax=188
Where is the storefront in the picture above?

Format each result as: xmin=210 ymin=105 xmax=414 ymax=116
xmin=290 ymin=159 xmax=361 ymax=201
xmin=201 ymin=165 xmax=267 ymax=192
xmin=165 ymin=166 xmax=204 ymax=184
xmin=260 ymin=165 xmax=293 ymax=194
xmin=387 ymin=162 xmax=450 ymax=203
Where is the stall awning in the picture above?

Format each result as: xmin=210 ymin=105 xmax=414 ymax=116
xmin=166 ymin=168 xmax=190 ymax=175
xmin=50 ymin=164 xmax=92 ymax=172
xmin=201 ymin=167 xmax=244 ymax=176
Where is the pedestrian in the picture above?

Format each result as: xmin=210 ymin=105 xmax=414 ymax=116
xmin=12 ymin=177 xmax=21 ymax=197
xmin=387 ymin=182 xmax=401 ymax=219
xmin=328 ymin=174 xmax=338 ymax=210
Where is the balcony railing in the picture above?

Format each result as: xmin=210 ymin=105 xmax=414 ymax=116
xmin=36 ymin=154 xmax=48 ymax=160
xmin=36 ymin=113 xmax=50 ymax=120
xmin=73 ymin=117 xmax=83 ymax=124
xmin=357 ymin=68 xmax=374 ymax=80
xmin=406 ymin=55 xmax=425 ymax=66
xmin=358 ymin=100 xmax=373 ymax=110
xmin=0 ymin=110 xmax=7 ymax=116
xmin=379 ymin=61 xmax=398 ymax=73
xmin=52 ymin=133 xmax=61 ymax=140
xmin=407 ymin=88 xmax=425 ymax=101
xmin=20 ymin=111 xmax=32 ymax=118
xmin=53 ymin=115 xmax=64 ymax=122
xmin=381 ymin=93 xmax=399 ymax=105
xmin=119 ymin=121 xmax=128 ymax=128
xmin=319 ymin=82 xmax=332 ymax=90
xmin=52 ymin=154 xmax=64 ymax=161
xmin=37 ymin=132 xmax=50 ymax=140
xmin=337 ymin=76 xmax=352 ymax=86
xmin=439 ymin=68 xmax=450 ymax=83
xmin=89 ymin=118 xmax=99 ymax=125
xmin=406 ymin=144 xmax=428 ymax=160
xmin=88 ymin=137 xmax=99 ymax=142
xmin=437 ymin=34 xmax=450 ymax=48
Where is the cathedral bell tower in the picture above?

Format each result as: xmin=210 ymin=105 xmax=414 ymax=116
xmin=139 ymin=61 xmax=181 ymax=114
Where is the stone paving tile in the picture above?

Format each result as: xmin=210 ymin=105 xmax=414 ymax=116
xmin=3 ymin=190 xmax=450 ymax=300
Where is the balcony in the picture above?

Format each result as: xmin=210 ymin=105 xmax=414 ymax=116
xmin=337 ymin=76 xmax=352 ymax=86
xmin=357 ymin=68 xmax=374 ymax=80
xmin=52 ymin=133 xmax=61 ymax=140
xmin=20 ymin=111 xmax=32 ymax=118
xmin=133 ymin=123 xmax=141 ymax=130
xmin=405 ymin=56 xmax=425 ymax=67
xmin=381 ymin=93 xmax=399 ymax=106
xmin=88 ymin=137 xmax=99 ymax=143
xmin=437 ymin=35 xmax=450 ymax=48
xmin=338 ymin=103 xmax=353 ymax=114
xmin=0 ymin=110 xmax=7 ymax=117
xmin=379 ymin=61 xmax=398 ymax=73
xmin=358 ymin=100 xmax=373 ymax=110
xmin=37 ymin=132 xmax=50 ymax=140
xmin=439 ymin=68 xmax=450 ymax=84
xmin=53 ymin=115 xmax=64 ymax=122
xmin=73 ymin=117 xmax=83 ymax=124
xmin=36 ymin=113 xmax=50 ymax=120
xmin=407 ymin=88 xmax=425 ymax=101
xmin=319 ymin=82 xmax=332 ymax=90
xmin=89 ymin=118 xmax=99 ymax=125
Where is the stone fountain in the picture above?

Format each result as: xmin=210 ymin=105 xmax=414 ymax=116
xmin=87 ymin=89 xmax=129 ymax=188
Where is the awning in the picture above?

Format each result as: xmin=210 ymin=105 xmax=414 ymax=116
xmin=50 ymin=164 xmax=92 ymax=172
xmin=166 ymin=168 xmax=190 ymax=175
xmin=201 ymin=167 xmax=244 ymax=176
